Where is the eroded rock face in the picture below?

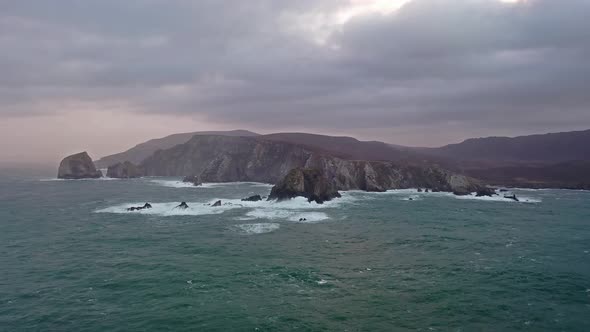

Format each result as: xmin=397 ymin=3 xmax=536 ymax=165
xmin=106 ymin=161 xmax=143 ymax=178
xmin=269 ymin=168 xmax=341 ymax=204
xmin=182 ymin=175 xmax=202 ymax=186
xmin=140 ymin=135 xmax=487 ymax=194
xmin=58 ymin=152 xmax=102 ymax=179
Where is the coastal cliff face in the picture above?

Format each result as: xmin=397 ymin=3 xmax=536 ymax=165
xmin=58 ymin=152 xmax=102 ymax=179
xmin=141 ymin=135 xmax=484 ymax=193
xmin=106 ymin=161 xmax=144 ymax=178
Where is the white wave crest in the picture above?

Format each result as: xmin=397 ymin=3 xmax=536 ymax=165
xmin=233 ymin=223 xmax=280 ymax=235
xmin=95 ymin=201 xmax=243 ymax=216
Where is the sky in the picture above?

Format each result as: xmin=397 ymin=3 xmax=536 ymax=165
xmin=1 ymin=0 xmax=589 ymax=165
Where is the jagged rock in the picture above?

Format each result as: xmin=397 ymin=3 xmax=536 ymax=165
xmin=504 ymin=194 xmax=520 ymax=202
xmin=182 ymin=175 xmax=202 ymax=186
xmin=176 ymin=202 xmax=189 ymax=209
xmin=127 ymin=203 xmax=152 ymax=211
xmin=107 ymin=161 xmax=143 ymax=178
xmin=212 ymin=200 xmax=222 ymax=207
xmin=58 ymin=152 xmax=102 ymax=179
xmin=269 ymin=168 xmax=341 ymax=204
xmin=417 ymin=188 xmax=423 ymax=192
xmin=425 ymin=188 xmax=430 ymax=193
xmin=476 ymin=188 xmax=497 ymax=197
xmin=241 ymin=195 xmax=262 ymax=202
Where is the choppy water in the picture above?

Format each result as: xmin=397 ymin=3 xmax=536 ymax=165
xmin=1 ymin=173 xmax=589 ymax=331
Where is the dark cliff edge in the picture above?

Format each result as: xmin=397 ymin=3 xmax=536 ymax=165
xmin=140 ymin=135 xmax=486 ymax=193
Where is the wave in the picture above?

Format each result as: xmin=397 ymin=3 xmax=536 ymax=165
xmin=347 ymin=188 xmax=541 ymax=203
xmin=149 ymin=179 xmax=273 ymax=189
xmin=95 ymin=195 xmax=350 ymax=221
xmin=40 ymin=177 xmax=120 ymax=182
xmin=244 ymin=209 xmax=330 ymax=222
xmin=95 ymin=201 xmax=243 ymax=216
xmin=233 ymin=223 xmax=280 ymax=235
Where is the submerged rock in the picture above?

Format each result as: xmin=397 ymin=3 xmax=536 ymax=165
xmin=58 ymin=152 xmax=102 ymax=179
xmin=476 ymin=187 xmax=497 ymax=197
xmin=241 ymin=195 xmax=262 ymax=202
xmin=107 ymin=161 xmax=143 ymax=178
xmin=182 ymin=175 xmax=202 ymax=186
xmin=268 ymin=168 xmax=341 ymax=204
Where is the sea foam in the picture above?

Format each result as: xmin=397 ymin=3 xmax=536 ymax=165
xmin=233 ymin=223 xmax=280 ymax=235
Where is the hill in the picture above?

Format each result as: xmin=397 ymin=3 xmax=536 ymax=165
xmin=95 ymin=130 xmax=259 ymax=168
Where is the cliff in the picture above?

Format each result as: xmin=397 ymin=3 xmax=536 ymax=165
xmin=106 ymin=161 xmax=144 ymax=178
xmin=140 ymin=135 xmax=484 ymax=193
xmin=58 ymin=152 xmax=102 ymax=179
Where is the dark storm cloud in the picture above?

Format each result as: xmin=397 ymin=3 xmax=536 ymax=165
xmin=1 ymin=0 xmax=589 ymax=135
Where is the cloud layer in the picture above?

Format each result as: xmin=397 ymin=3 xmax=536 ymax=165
xmin=1 ymin=0 xmax=589 ymax=162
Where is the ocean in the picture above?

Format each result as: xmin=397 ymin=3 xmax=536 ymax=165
xmin=1 ymin=172 xmax=589 ymax=331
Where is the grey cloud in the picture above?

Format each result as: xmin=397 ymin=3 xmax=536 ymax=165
xmin=1 ymin=0 xmax=589 ymax=144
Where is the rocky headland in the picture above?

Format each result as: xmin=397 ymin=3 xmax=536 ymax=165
xmin=139 ymin=135 xmax=486 ymax=197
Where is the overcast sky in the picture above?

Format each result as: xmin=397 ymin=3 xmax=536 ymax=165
xmin=1 ymin=0 xmax=589 ymax=164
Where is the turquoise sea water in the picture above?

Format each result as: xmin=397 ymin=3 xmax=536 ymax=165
xmin=1 ymin=172 xmax=589 ymax=331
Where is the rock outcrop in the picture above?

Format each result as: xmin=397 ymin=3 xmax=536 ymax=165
xmin=242 ymin=195 xmax=262 ymax=202
xmin=106 ymin=161 xmax=144 ymax=178
xmin=58 ymin=152 xmax=102 ymax=179
xmin=269 ymin=168 xmax=341 ymax=204
xmin=182 ymin=175 xmax=202 ymax=186
xmin=140 ymin=135 xmax=487 ymax=194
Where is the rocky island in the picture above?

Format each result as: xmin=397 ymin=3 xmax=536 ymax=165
xmin=58 ymin=152 xmax=102 ymax=179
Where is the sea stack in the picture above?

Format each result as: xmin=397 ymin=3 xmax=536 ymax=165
xmin=107 ymin=161 xmax=144 ymax=178
xmin=269 ymin=168 xmax=341 ymax=204
xmin=57 ymin=152 xmax=102 ymax=179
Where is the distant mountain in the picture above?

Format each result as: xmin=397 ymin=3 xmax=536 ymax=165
xmin=416 ymin=129 xmax=590 ymax=189
xmin=95 ymin=130 xmax=259 ymax=168
xmin=260 ymin=133 xmax=424 ymax=163
xmin=464 ymin=161 xmax=590 ymax=190
xmin=420 ymin=129 xmax=590 ymax=164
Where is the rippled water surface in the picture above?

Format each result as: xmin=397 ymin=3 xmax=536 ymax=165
xmin=1 ymin=174 xmax=589 ymax=331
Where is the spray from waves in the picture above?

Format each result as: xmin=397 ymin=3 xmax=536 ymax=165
xmin=40 ymin=177 xmax=120 ymax=182
xmin=95 ymin=195 xmax=355 ymax=220
xmin=243 ymin=210 xmax=330 ymax=222
xmin=95 ymin=201 xmax=243 ymax=216
xmin=233 ymin=223 xmax=280 ymax=235
xmin=149 ymin=179 xmax=273 ymax=189
xmin=347 ymin=188 xmax=542 ymax=203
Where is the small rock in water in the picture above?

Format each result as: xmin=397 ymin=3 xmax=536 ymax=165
xmin=211 ymin=200 xmax=222 ymax=207
xmin=241 ymin=195 xmax=262 ymax=202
